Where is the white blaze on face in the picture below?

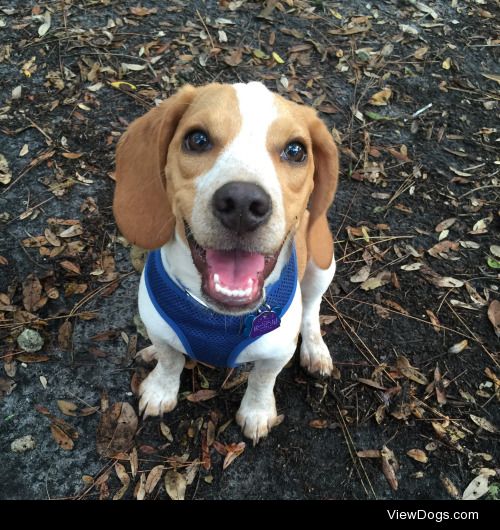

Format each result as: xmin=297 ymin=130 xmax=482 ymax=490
xmin=191 ymin=81 xmax=286 ymax=253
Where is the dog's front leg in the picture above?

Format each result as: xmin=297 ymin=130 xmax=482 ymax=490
xmin=137 ymin=343 xmax=185 ymax=418
xmin=236 ymin=354 xmax=293 ymax=444
xmin=300 ymin=257 xmax=336 ymax=376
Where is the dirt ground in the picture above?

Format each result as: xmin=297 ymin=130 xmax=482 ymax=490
xmin=0 ymin=0 xmax=499 ymax=500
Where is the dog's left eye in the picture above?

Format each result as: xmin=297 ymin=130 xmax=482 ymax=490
xmin=184 ymin=130 xmax=211 ymax=152
xmin=282 ymin=142 xmax=307 ymax=163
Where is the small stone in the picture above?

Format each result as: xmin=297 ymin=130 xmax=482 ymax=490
xmin=11 ymin=435 xmax=36 ymax=453
xmin=17 ymin=328 xmax=44 ymax=352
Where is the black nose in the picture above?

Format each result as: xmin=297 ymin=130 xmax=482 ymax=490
xmin=212 ymin=182 xmax=272 ymax=234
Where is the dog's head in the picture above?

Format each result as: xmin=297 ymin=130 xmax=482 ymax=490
xmin=114 ymin=82 xmax=338 ymax=312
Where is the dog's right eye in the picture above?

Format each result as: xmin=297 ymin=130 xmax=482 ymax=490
xmin=184 ymin=130 xmax=211 ymax=152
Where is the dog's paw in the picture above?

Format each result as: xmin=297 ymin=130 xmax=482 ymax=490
xmin=236 ymin=396 xmax=282 ymax=445
xmin=138 ymin=369 xmax=179 ymax=418
xmin=300 ymin=333 xmax=333 ymax=377
xmin=136 ymin=345 xmax=157 ymax=363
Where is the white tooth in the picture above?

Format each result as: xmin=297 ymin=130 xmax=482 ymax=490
xmin=221 ymin=287 xmax=231 ymax=296
xmin=215 ymin=283 xmax=222 ymax=293
xmin=214 ymin=274 xmax=220 ymax=283
xmin=244 ymin=287 xmax=251 ymax=296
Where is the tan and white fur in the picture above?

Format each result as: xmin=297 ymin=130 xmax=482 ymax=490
xmin=113 ymin=82 xmax=339 ymax=443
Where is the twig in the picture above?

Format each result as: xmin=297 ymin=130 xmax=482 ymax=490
xmin=334 ymin=402 xmax=377 ymax=499
xmin=458 ymin=184 xmax=500 ymax=199
xmin=69 ymin=271 xmax=135 ymax=316
xmin=330 ymin=295 xmax=477 ymax=342
xmin=410 ymin=103 xmax=432 ymax=119
xmin=196 ymin=9 xmax=215 ymax=51
xmin=26 ymin=117 xmax=53 ymax=145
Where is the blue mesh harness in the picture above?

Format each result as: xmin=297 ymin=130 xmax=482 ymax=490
xmin=144 ymin=246 xmax=298 ymax=367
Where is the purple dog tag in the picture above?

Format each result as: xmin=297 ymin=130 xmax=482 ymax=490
xmin=248 ymin=310 xmax=281 ymax=338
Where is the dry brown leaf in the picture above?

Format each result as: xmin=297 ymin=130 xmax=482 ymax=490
xmin=440 ymin=474 xmax=460 ymax=499
xmin=130 ymin=6 xmax=158 ymax=16
xmin=206 ymin=420 xmax=216 ymax=447
xmin=59 ymin=224 xmax=83 ymax=238
xmin=400 ymin=262 xmax=423 ymax=271
xmin=0 ymin=377 xmax=16 ymax=398
xmin=368 ymin=87 xmax=392 ymax=106
xmin=374 ymin=304 xmax=390 ymax=319
xmin=134 ymin=473 xmax=146 ymax=501
xmin=448 ymin=340 xmax=468 ymax=354
xmin=414 ymin=46 xmax=429 ymax=60
xmin=201 ymin=428 xmax=211 ymax=471
xmin=64 ymin=282 xmax=88 ymax=296
xmin=57 ymin=320 xmax=72 ymax=351
xmin=185 ymin=461 xmax=200 ymax=486
xmin=462 ymin=474 xmax=489 ymax=500
xmin=429 ymin=275 xmax=464 ymax=289
xmin=350 ymin=265 xmax=371 ymax=283
xmin=319 ymin=314 xmax=337 ymax=326
xmin=357 ymin=377 xmax=387 ymax=390
xmin=160 ymin=422 xmax=173 ymax=442
xmin=375 ymin=405 xmax=386 ymax=425
xmin=484 ymin=367 xmax=500 ymax=388
xmin=96 ymin=402 xmax=138 ymax=457
xmin=381 ymin=445 xmax=399 ymax=491
xmin=60 ymin=260 xmax=81 ymax=274
xmin=22 ymin=274 xmax=46 ymax=312
xmin=428 ymin=240 xmax=459 ymax=258
xmin=361 ymin=271 xmax=391 ymax=291
xmin=434 ymin=365 xmax=447 ymax=405
xmin=186 ymin=389 xmax=217 ymax=402
xmin=435 ymin=218 xmax=457 ymax=232
xmin=113 ymin=462 xmax=130 ymax=500
xmin=130 ymin=447 xmax=138 ymax=478
xmin=57 ymin=400 xmax=78 ymax=416
xmin=223 ymin=442 xmax=246 ymax=470
xmin=426 ymin=309 xmax=441 ymax=332
xmin=50 ymin=423 xmax=74 ymax=451
xmin=487 ymin=300 xmax=500 ymax=338
xmin=357 ymin=449 xmax=381 ymax=458
xmin=465 ymin=283 xmax=487 ymax=306
xmin=57 ymin=399 xmax=97 ymax=417
xmin=224 ymin=48 xmax=243 ymax=66
xmin=469 ymin=415 xmax=498 ymax=434
xmin=0 ymin=153 xmax=12 ymax=185
xmin=382 ymin=299 xmax=409 ymax=315
xmin=309 ymin=419 xmax=328 ymax=429
xmin=165 ymin=470 xmax=186 ymax=501
xmin=432 ymin=421 xmax=466 ymax=444
xmin=329 ymin=20 xmax=371 ymax=35
xmin=407 ymin=449 xmax=428 ymax=463
xmin=442 ymin=57 xmax=452 ymax=70
xmin=145 ymin=465 xmax=164 ymax=495
xmin=396 ymin=356 xmax=428 ymax=385
xmin=37 ymin=11 xmax=51 ymax=37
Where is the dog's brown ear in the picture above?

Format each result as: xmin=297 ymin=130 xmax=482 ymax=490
xmin=306 ymin=111 xmax=339 ymax=269
xmin=113 ymin=85 xmax=197 ymax=249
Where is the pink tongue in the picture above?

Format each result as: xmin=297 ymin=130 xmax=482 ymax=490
xmin=205 ymin=249 xmax=265 ymax=290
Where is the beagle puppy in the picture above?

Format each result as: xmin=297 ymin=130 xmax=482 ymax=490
xmin=114 ymin=82 xmax=338 ymax=443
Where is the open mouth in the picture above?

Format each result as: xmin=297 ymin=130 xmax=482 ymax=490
xmin=185 ymin=225 xmax=280 ymax=309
